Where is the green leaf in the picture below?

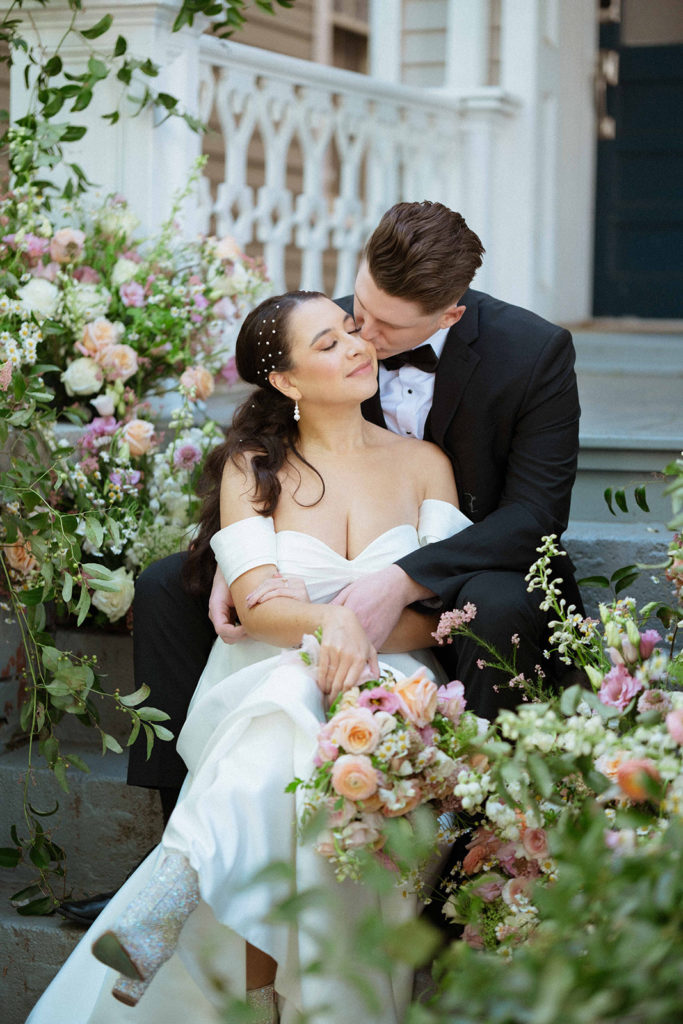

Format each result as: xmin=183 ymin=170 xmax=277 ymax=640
xmin=604 ymin=487 xmax=615 ymax=516
xmin=65 ymin=752 xmax=90 ymax=774
xmin=44 ymin=56 xmax=63 ymax=76
xmin=559 ymin=684 xmax=583 ymax=717
xmin=10 ymin=883 xmax=44 ymax=905
xmin=126 ymin=717 xmax=141 ymax=747
xmin=0 ymin=847 xmax=22 ymax=867
xmin=143 ymin=723 xmax=155 ymax=761
xmin=151 ymin=724 xmax=174 ymax=742
xmin=118 ymin=684 xmax=151 ymax=708
xmin=60 ymin=124 xmax=87 ymax=142
xmin=527 ymin=752 xmax=554 ymax=798
xmin=577 ymin=575 xmax=610 ymax=589
xmin=75 ymin=583 xmax=91 ymax=627
xmin=87 ymin=57 xmax=108 ymax=81
xmin=634 ymin=485 xmax=650 ymax=513
xmin=42 ymin=646 xmax=61 ymax=673
xmin=29 ymin=842 xmax=50 ymax=869
xmin=114 ymin=35 xmax=127 ymax=57
xmin=102 ymin=733 xmax=123 ymax=754
xmin=615 ymin=489 xmax=628 ymax=514
xmin=610 ymin=564 xmax=640 ymax=584
xmin=71 ymin=86 xmax=93 ymax=112
xmin=84 ymin=518 xmax=104 ymax=551
xmin=80 ymin=14 xmax=113 ymax=39
xmin=614 ymin=572 xmax=640 ymax=595
xmin=53 ymin=760 xmax=69 ymax=793
xmin=61 ymin=573 xmax=73 ymax=604
xmin=16 ymin=896 xmax=55 ymax=916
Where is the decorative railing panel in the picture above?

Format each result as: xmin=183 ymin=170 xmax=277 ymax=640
xmin=197 ymin=38 xmax=466 ymax=295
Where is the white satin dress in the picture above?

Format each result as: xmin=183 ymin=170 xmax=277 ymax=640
xmin=27 ymin=500 xmax=470 ymax=1024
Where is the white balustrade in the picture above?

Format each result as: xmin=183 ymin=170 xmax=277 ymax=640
xmin=197 ymin=37 xmax=485 ymax=295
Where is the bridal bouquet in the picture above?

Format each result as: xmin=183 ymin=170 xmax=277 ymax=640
xmin=289 ymin=638 xmax=487 ymax=882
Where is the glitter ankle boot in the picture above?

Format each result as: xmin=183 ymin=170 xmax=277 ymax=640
xmin=246 ymin=983 xmax=278 ymax=1023
xmin=92 ymin=852 xmax=200 ymax=990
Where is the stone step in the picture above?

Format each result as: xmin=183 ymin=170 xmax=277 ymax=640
xmin=0 ymin=877 xmax=83 ymax=1024
xmin=0 ymin=744 xmax=163 ymax=898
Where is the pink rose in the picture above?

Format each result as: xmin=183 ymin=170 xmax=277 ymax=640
xmin=331 ymin=754 xmax=379 ymax=801
xmin=665 ymin=709 xmax=683 ymax=745
xmin=325 ymin=797 xmax=356 ymax=828
xmin=598 ymin=663 xmax=643 ymax=711
xmin=394 ymin=668 xmax=438 ymax=727
xmin=462 ymin=925 xmax=485 ymax=949
xmin=502 ymin=876 xmax=532 ymax=908
xmin=341 ymin=816 xmax=384 ymax=850
xmin=314 ymin=735 xmax=339 ymax=766
xmin=521 ymin=827 xmax=548 ymax=860
xmin=474 ymin=879 xmax=503 ymax=903
xmin=436 ymin=679 xmax=466 ymax=723
xmin=327 ymin=707 xmax=381 ymax=755
xmin=101 ymin=343 xmax=139 ymax=382
xmin=616 ymin=758 xmax=662 ymax=802
xmin=74 ymin=265 xmax=101 ymax=284
xmin=180 ymin=365 xmax=215 ymax=402
xmin=122 ymin=418 xmax=155 ymax=457
xmin=119 ymin=281 xmax=146 ymax=307
xmin=50 ymin=227 xmax=85 ymax=264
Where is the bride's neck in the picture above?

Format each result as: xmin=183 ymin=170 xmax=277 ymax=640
xmin=296 ymin=404 xmax=368 ymax=456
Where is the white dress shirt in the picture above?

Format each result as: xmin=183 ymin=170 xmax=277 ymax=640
xmin=378 ymin=327 xmax=450 ymax=439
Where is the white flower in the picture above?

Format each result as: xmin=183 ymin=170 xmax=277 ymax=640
xmin=67 ymin=282 xmax=112 ymax=321
xmin=96 ymin=205 xmax=139 ymax=241
xmin=110 ymin=257 xmax=140 ymax=287
xmin=91 ymin=392 xmax=116 ymax=416
xmin=91 ymin=566 xmax=135 ymax=622
xmin=61 ymin=357 xmax=104 ymax=396
xmin=17 ymin=277 xmax=60 ymax=319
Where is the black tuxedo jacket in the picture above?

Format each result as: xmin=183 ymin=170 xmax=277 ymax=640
xmin=336 ymin=288 xmax=580 ymax=610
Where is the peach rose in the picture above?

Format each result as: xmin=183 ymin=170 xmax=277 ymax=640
xmin=331 ymin=754 xmax=378 ymax=801
xmin=49 ymin=227 xmax=86 ymax=264
xmin=100 ymin=343 xmax=139 ymax=382
xmin=180 ymin=365 xmax=215 ymax=402
xmin=77 ymin=317 xmax=123 ymax=359
xmin=665 ymin=709 xmax=683 ymax=745
xmin=328 ymin=707 xmax=381 ymax=755
xmin=2 ymin=536 xmax=38 ymax=575
xmin=521 ymin=827 xmax=549 ymax=860
xmin=122 ymin=418 xmax=155 ymax=457
xmin=213 ymin=234 xmax=242 ymax=261
xmin=394 ymin=668 xmax=438 ymax=727
xmin=380 ymin=780 xmax=422 ymax=818
xmin=616 ymin=758 xmax=662 ymax=802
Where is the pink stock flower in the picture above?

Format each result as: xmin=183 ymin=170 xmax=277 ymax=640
xmin=462 ymin=925 xmax=485 ymax=949
xmin=119 ymin=281 xmax=146 ymax=307
xmin=220 ymin=356 xmax=240 ymax=386
xmin=0 ymin=360 xmax=12 ymax=391
xmin=172 ymin=442 xmax=202 ymax=471
xmin=357 ymin=687 xmax=403 ymax=714
xmin=74 ymin=265 xmax=101 ymax=284
xmin=474 ymin=879 xmax=504 ymax=903
xmin=418 ymin=724 xmax=437 ymax=745
xmin=213 ymin=296 xmax=237 ymax=320
xmin=31 ymin=260 xmax=59 ymax=281
xmin=314 ymin=736 xmax=339 ymax=766
xmin=639 ymin=629 xmax=662 ymax=660
xmin=598 ymin=663 xmax=643 ymax=711
xmin=436 ymin=679 xmax=466 ymax=724
xmin=432 ymin=603 xmax=477 ymax=643
xmin=79 ymin=416 xmax=119 ymax=453
xmin=665 ymin=708 xmax=683 ymax=745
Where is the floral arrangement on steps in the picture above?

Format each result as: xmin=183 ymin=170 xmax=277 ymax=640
xmin=0 ymin=178 xmax=269 ymax=911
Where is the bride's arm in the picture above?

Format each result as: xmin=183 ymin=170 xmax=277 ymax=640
xmin=219 ymin=459 xmax=378 ymax=700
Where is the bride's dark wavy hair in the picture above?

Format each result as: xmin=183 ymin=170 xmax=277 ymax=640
xmin=184 ymin=290 xmax=326 ymax=595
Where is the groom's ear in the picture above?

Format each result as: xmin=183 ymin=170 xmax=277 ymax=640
xmin=437 ymin=303 xmax=466 ymax=330
xmin=268 ymin=370 xmax=301 ymax=402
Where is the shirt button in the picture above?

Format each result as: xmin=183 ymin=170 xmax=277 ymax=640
xmin=407 ymin=430 xmax=412 ymax=434
xmin=407 ymin=389 xmax=413 ymax=394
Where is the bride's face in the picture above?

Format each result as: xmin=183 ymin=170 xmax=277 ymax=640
xmin=274 ymin=296 xmax=378 ymax=407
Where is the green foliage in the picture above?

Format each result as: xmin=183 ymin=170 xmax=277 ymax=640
xmin=173 ymin=0 xmax=295 ymax=38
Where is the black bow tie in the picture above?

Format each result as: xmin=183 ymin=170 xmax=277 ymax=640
xmin=381 ymin=344 xmax=439 ymax=373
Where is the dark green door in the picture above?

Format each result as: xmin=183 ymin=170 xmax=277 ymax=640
xmin=593 ymin=2 xmax=683 ymax=317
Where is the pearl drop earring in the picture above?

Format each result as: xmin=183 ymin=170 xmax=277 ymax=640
xmin=293 ymin=400 xmax=300 ymax=422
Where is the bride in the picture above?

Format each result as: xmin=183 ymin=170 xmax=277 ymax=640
xmin=27 ymin=291 xmax=470 ymax=1024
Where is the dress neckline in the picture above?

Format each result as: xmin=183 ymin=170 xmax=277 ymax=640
xmin=274 ymin=523 xmax=416 ymax=564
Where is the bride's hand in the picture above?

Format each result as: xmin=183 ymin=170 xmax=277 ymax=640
xmin=318 ymin=606 xmax=379 ymax=704
xmin=245 ymin=572 xmax=309 ymax=608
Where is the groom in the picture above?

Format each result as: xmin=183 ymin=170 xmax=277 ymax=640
xmin=59 ymin=201 xmax=582 ymax=922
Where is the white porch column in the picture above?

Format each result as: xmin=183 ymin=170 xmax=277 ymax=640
xmin=496 ymin=0 xmax=597 ymax=321
xmin=444 ymin=0 xmax=489 ymax=90
xmin=10 ymin=0 xmax=204 ymax=237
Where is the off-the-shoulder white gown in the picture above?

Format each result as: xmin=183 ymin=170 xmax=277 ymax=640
xmin=27 ymin=501 xmax=470 ymax=1024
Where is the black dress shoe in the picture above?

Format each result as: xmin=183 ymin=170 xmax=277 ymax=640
xmin=57 ymin=890 xmax=116 ymax=926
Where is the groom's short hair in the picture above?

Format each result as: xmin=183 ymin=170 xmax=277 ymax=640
xmin=362 ymin=201 xmax=485 ymax=314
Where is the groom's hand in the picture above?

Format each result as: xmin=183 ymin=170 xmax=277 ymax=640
xmin=208 ymin=565 xmax=247 ymax=644
xmin=331 ymin=565 xmax=433 ymax=649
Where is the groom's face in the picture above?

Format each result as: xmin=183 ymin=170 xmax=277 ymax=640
xmin=352 ymin=261 xmax=465 ymax=359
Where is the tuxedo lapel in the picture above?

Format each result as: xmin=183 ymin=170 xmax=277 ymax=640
xmin=428 ymin=290 xmax=480 ymax=449
xmin=361 ymin=387 xmax=386 ymax=428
